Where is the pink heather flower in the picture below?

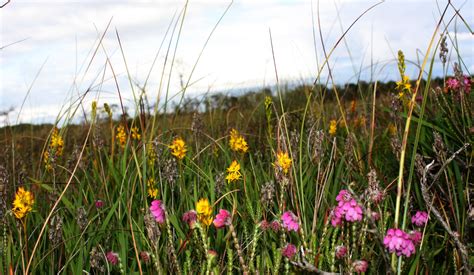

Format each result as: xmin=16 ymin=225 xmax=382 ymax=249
xmin=270 ymin=220 xmax=280 ymax=232
xmin=95 ymin=200 xmax=104 ymax=208
xmin=182 ymin=210 xmax=197 ymax=227
xmin=335 ymin=245 xmax=347 ymax=259
xmin=411 ymin=211 xmax=428 ymax=227
xmin=410 ymin=230 xmax=423 ymax=245
xmin=336 ymin=189 xmax=351 ymax=202
xmin=213 ymin=209 xmax=232 ymax=229
xmin=106 ymin=251 xmax=119 ymax=265
xmin=282 ymin=243 xmax=297 ymax=259
xmin=446 ymin=78 xmax=460 ymax=91
xmin=369 ymin=211 xmax=380 ymax=222
xmin=383 ymin=228 xmax=416 ymax=257
xmin=352 ymin=260 xmax=368 ymax=273
xmin=281 ymin=211 xmax=299 ymax=232
xmin=150 ymin=200 xmax=166 ymax=224
xmin=331 ymin=197 xmax=363 ymax=227
xmin=462 ymin=75 xmax=471 ymax=93
xmin=140 ymin=251 xmax=150 ymax=263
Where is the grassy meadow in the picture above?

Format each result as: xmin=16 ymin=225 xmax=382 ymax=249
xmin=0 ymin=1 xmax=473 ymax=274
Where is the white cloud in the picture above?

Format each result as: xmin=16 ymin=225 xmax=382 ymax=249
xmin=1 ymin=0 xmax=473 ymax=125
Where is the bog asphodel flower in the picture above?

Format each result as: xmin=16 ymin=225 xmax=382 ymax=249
xmin=147 ymin=178 xmax=158 ymax=199
xmin=196 ymin=198 xmax=213 ymax=226
xmin=169 ymin=137 xmax=187 ymax=160
xmin=131 ymin=127 xmax=141 ymax=140
xmin=12 ymin=187 xmax=34 ymax=219
xmin=229 ymin=129 xmax=248 ymax=154
xmin=275 ymin=151 xmax=292 ymax=174
xmin=226 ymin=160 xmax=242 ymax=183
xmin=116 ymin=125 xmax=127 ymax=148
xmin=329 ymin=120 xmax=337 ymax=136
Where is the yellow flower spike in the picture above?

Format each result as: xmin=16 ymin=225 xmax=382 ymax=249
xmin=131 ymin=127 xmax=141 ymax=140
xmin=226 ymin=160 xmax=242 ymax=183
xmin=196 ymin=198 xmax=213 ymax=226
xmin=12 ymin=187 xmax=34 ymax=219
xmin=146 ymin=179 xmax=158 ymax=199
xmin=116 ymin=125 xmax=127 ymax=148
xmin=229 ymin=128 xmax=249 ymax=154
xmin=169 ymin=137 xmax=187 ymax=160
xmin=329 ymin=120 xmax=337 ymax=136
xmin=275 ymin=151 xmax=292 ymax=174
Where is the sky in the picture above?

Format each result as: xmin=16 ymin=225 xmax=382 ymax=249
xmin=0 ymin=0 xmax=473 ymax=125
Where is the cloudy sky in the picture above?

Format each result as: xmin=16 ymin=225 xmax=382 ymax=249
xmin=0 ymin=0 xmax=472 ymax=125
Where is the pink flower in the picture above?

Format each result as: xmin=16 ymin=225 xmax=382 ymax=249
xmin=335 ymin=245 xmax=347 ymax=259
xmin=150 ymin=200 xmax=166 ymax=224
xmin=462 ymin=75 xmax=471 ymax=93
xmin=270 ymin=220 xmax=281 ymax=232
xmin=352 ymin=260 xmax=368 ymax=273
xmin=411 ymin=211 xmax=428 ymax=227
xmin=95 ymin=200 xmax=104 ymax=208
xmin=140 ymin=251 xmax=150 ymax=263
xmin=207 ymin=250 xmax=218 ymax=259
xmin=331 ymin=193 xmax=363 ymax=227
xmin=446 ymin=78 xmax=460 ymax=91
xmin=281 ymin=211 xmax=299 ymax=232
xmin=336 ymin=189 xmax=351 ymax=202
xmin=213 ymin=209 xmax=232 ymax=229
xmin=410 ymin=230 xmax=423 ymax=245
xmin=383 ymin=228 xmax=416 ymax=257
xmin=106 ymin=251 xmax=119 ymax=265
xmin=282 ymin=243 xmax=297 ymax=259
xmin=182 ymin=210 xmax=197 ymax=227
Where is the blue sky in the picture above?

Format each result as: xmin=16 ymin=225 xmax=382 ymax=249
xmin=0 ymin=0 xmax=472 ymax=125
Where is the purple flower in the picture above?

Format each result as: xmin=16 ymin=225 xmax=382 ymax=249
xmin=150 ymin=200 xmax=166 ymax=224
xmin=95 ymin=200 xmax=104 ymax=208
xmin=411 ymin=211 xmax=428 ymax=227
xmin=182 ymin=210 xmax=197 ymax=227
xmin=282 ymin=243 xmax=297 ymax=259
xmin=383 ymin=228 xmax=416 ymax=257
xmin=106 ymin=251 xmax=119 ymax=265
xmin=281 ymin=211 xmax=299 ymax=232
xmin=352 ymin=260 xmax=368 ymax=273
xmin=213 ymin=209 xmax=232 ymax=229
xmin=335 ymin=245 xmax=347 ymax=259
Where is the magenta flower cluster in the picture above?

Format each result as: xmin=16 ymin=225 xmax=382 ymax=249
xmin=182 ymin=210 xmax=197 ymax=227
xmin=383 ymin=228 xmax=416 ymax=257
xmin=446 ymin=76 xmax=471 ymax=93
xmin=281 ymin=211 xmax=299 ymax=232
xmin=335 ymin=245 xmax=347 ymax=259
xmin=106 ymin=251 xmax=119 ymax=265
xmin=150 ymin=200 xmax=166 ymax=224
xmin=213 ymin=209 xmax=232 ymax=229
xmin=352 ymin=260 xmax=368 ymax=273
xmin=331 ymin=189 xmax=363 ymax=227
xmin=411 ymin=211 xmax=428 ymax=227
xmin=282 ymin=243 xmax=297 ymax=259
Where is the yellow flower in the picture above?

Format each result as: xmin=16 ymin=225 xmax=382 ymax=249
xmin=196 ymin=198 xmax=213 ymax=226
xmin=388 ymin=123 xmax=397 ymax=136
xmin=50 ymin=127 xmax=64 ymax=156
xmin=169 ymin=137 xmax=187 ymax=160
xmin=229 ymin=129 xmax=248 ymax=154
xmin=226 ymin=160 xmax=242 ymax=183
xmin=275 ymin=151 xmax=292 ymax=174
xmin=116 ymin=125 xmax=127 ymax=148
xmin=147 ymin=143 xmax=157 ymax=166
xmin=329 ymin=120 xmax=337 ymax=136
xmin=131 ymin=127 xmax=141 ymax=140
xmin=147 ymin=178 xmax=158 ymax=199
xmin=12 ymin=187 xmax=34 ymax=219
